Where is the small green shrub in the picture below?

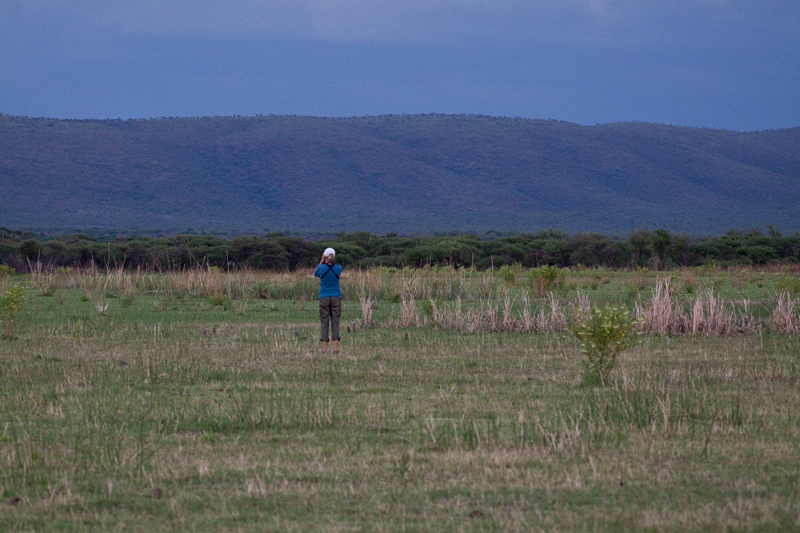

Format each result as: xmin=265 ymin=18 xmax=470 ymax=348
xmin=420 ymin=298 xmax=443 ymax=317
xmin=386 ymin=291 xmax=402 ymax=304
xmin=208 ymin=294 xmax=227 ymax=308
xmin=631 ymin=267 xmax=649 ymax=290
xmin=41 ymin=282 xmax=59 ymax=297
xmin=625 ymin=283 xmax=639 ymax=299
xmin=526 ymin=265 xmax=565 ymax=297
xmin=776 ymin=274 xmax=800 ymax=295
xmin=497 ymin=263 xmax=521 ymax=287
xmin=253 ymin=281 xmax=271 ymax=299
xmin=710 ymin=277 xmax=724 ymax=293
xmin=682 ymin=270 xmax=699 ymax=294
xmin=373 ymin=266 xmax=399 ymax=276
xmin=1 ymin=284 xmax=26 ymax=339
xmin=572 ymin=305 xmax=639 ymax=386
xmin=0 ymin=265 xmax=14 ymax=277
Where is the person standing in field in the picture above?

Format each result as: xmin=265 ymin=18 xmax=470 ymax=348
xmin=314 ymin=247 xmax=342 ymax=353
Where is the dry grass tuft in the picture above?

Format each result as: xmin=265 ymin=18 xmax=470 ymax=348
xmin=636 ymin=277 xmax=676 ymax=335
xmin=358 ymin=295 xmax=377 ymax=328
xmin=636 ymin=278 xmax=757 ymax=336
xmin=768 ymin=292 xmax=800 ymax=334
xmin=400 ymin=293 xmax=421 ymax=327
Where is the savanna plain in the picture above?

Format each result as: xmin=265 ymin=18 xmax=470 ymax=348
xmin=1 ymin=265 xmax=799 ymax=531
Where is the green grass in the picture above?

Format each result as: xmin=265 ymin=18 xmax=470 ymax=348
xmin=1 ymin=269 xmax=799 ymax=530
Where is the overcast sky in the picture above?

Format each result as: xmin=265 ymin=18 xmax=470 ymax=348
xmin=2 ymin=1 xmax=798 ymax=130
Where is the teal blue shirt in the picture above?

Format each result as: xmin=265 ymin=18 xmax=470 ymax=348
xmin=314 ymin=264 xmax=342 ymax=298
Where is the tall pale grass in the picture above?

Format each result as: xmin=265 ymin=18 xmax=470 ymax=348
xmin=768 ymin=292 xmax=800 ymax=334
xmin=637 ymin=277 xmax=676 ymax=335
xmin=358 ymin=295 xmax=377 ymax=328
xmin=400 ymin=294 xmax=421 ymax=327
xmin=404 ymin=291 xmax=573 ymax=333
xmin=636 ymin=278 xmax=758 ymax=336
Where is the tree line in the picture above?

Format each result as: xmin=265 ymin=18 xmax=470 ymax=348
xmin=1 ymin=227 xmax=798 ymax=272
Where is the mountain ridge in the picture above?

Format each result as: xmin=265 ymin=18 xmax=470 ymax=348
xmin=1 ymin=113 xmax=798 ymax=234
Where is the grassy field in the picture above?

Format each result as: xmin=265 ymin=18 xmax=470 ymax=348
xmin=1 ymin=266 xmax=799 ymax=531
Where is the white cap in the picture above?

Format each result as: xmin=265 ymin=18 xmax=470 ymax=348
xmin=324 ymin=247 xmax=336 ymax=257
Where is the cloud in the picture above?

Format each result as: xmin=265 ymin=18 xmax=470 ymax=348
xmin=2 ymin=0 xmax=796 ymax=54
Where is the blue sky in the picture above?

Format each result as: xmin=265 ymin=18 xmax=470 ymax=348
xmin=2 ymin=1 xmax=798 ymax=131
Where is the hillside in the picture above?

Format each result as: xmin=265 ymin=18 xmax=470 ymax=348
xmin=1 ymin=114 xmax=798 ymax=234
